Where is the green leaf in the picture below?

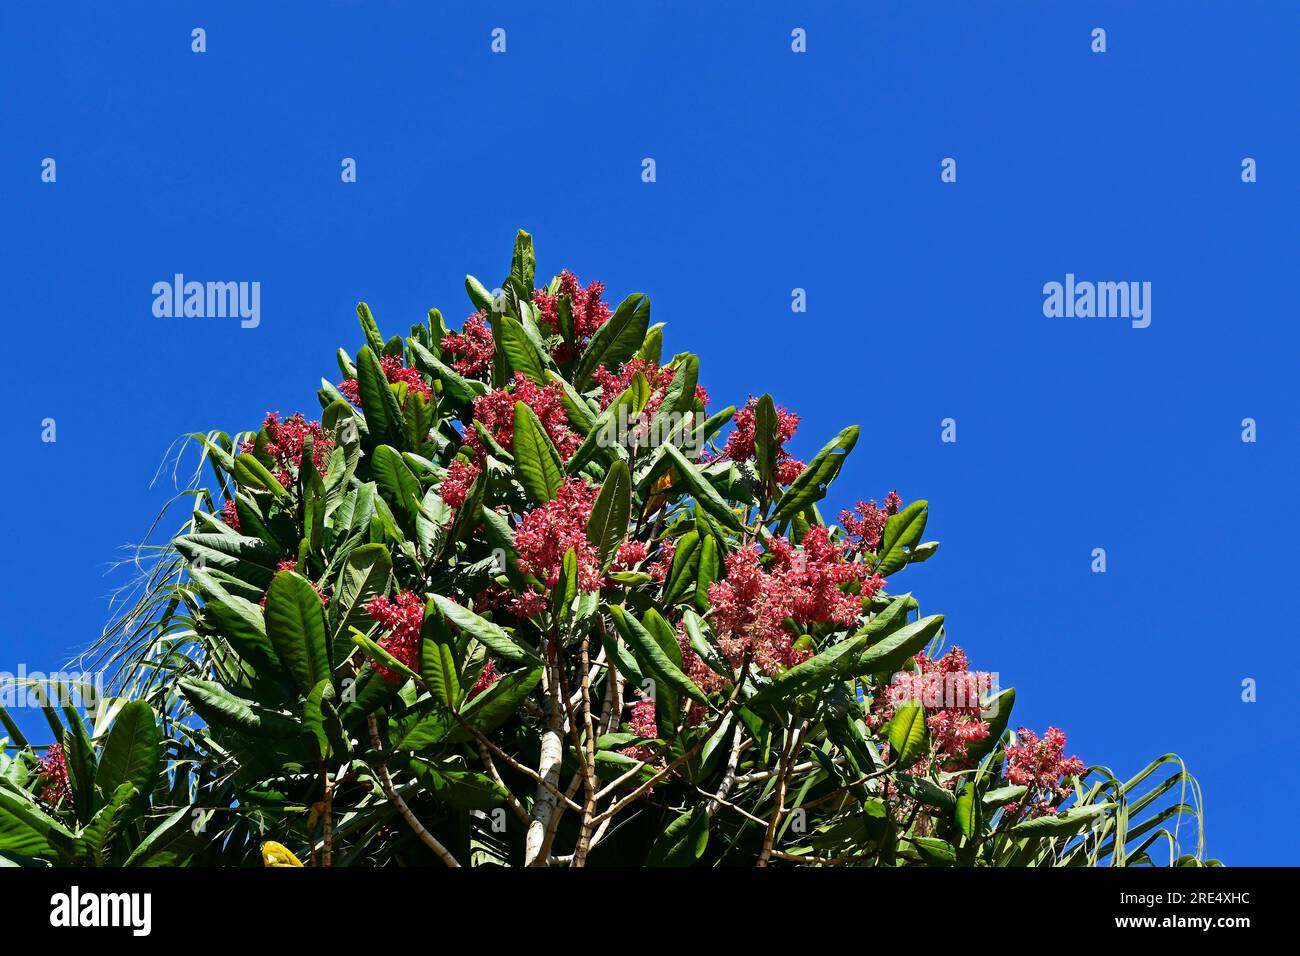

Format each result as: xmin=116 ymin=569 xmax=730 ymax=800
xmin=465 ymin=274 xmax=494 ymax=313
xmin=409 ymin=760 xmax=510 ymax=810
xmin=511 ymin=229 xmax=535 ymax=293
xmin=661 ymin=443 xmax=744 ymax=533
xmin=356 ymin=302 xmax=386 ymax=354
xmin=876 ymin=501 xmax=929 ymax=576
xmin=177 ymin=678 xmax=300 ymax=738
xmin=886 ymin=700 xmax=928 ymax=767
xmin=855 ymin=614 xmax=944 ymax=677
xmin=585 ymin=459 xmax=631 ymax=570
xmin=496 ymin=314 xmax=547 ymax=384
xmin=752 ymin=394 xmax=779 ymax=490
xmin=451 ymin=666 xmax=544 ymax=740
xmin=78 ymin=784 xmax=140 ymax=864
xmin=747 ymin=633 xmax=870 ymax=708
xmin=264 ymin=571 xmax=332 ymax=695
xmin=93 ymin=701 xmax=160 ymax=809
xmin=663 ymin=530 xmax=702 ymax=604
xmin=512 ymin=401 xmax=564 ymax=504
xmin=647 ymin=805 xmax=709 ymax=866
xmin=1008 ymin=804 xmax=1111 ymax=838
xmin=371 ymin=444 xmax=421 ymax=523
xmin=955 ymin=781 xmax=980 ymax=839
xmin=232 ymin=454 xmax=289 ymax=501
xmin=331 ymin=543 xmax=392 ymax=645
xmin=356 ymin=346 xmax=404 ymax=448
xmin=350 ymin=629 xmax=420 ymax=683
xmin=428 ymin=594 xmax=541 ymax=666
xmin=419 ymin=607 xmax=461 ymax=709
xmin=574 ymin=293 xmax=651 ymax=388
xmin=968 ymin=687 xmax=1015 ymax=765
xmin=610 ymin=606 xmax=707 ymax=704
xmin=0 ymin=787 xmax=75 ymax=858
xmin=769 ymin=424 xmax=860 ymax=524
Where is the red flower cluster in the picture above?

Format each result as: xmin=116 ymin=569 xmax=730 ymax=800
xmin=1003 ymin=726 xmax=1086 ymax=818
xmin=365 ymin=591 xmax=425 ymax=683
xmin=221 ymin=497 xmax=241 ymax=532
xmin=723 ymin=397 xmax=805 ymax=486
xmin=240 ymin=412 xmax=335 ymax=487
xmin=339 ymin=356 xmax=432 ymax=406
xmin=708 ymin=531 xmax=867 ymax=676
xmin=840 ymin=491 xmax=902 ymax=556
xmin=591 ymin=358 xmax=711 ymax=414
xmin=439 ymin=458 xmax=480 ymax=510
xmin=471 ymin=659 xmax=500 ymax=696
xmin=511 ymin=478 xmax=602 ymax=617
xmin=868 ymin=646 xmax=994 ymax=771
xmin=440 ymin=311 xmax=495 ymax=376
xmin=532 ymin=270 xmax=612 ymax=360
xmin=467 ymin=372 xmax=581 ymax=461
xmin=36 ymin=743 xmax=70 ymax=807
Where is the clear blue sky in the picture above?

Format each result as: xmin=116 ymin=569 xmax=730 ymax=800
xmin=2 ymin=2 xmax=1295 ymax=864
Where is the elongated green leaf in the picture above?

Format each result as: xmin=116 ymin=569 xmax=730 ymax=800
xmin=855 ymin=614 xmax=944 ymax=677
xmin=451 ymin=665 xmax=544 ymax=740
xmin=663 ymin=531 xmax=701 ymax=604
xmin=428 ymin=594 xmax=540 ymax=666
xmin=496 ymin=314 xmax=547 ymax=384
xmin=610 ymin=606 xmax=707 ymax=704
xmin=511 ymin=229 xmax=535 ymax=292
xmin=752 ymin=394 xmax=778 ymax=489
xmin=769 ymin=424 xmax=859 ymax=524
xmin=586 ymin=459 xmax=630 ymax=570
xmin=94 ymin=701 xmax=159 ymax=808
xmin=661 ymin=443 xmax=744 ymax=533
xmin=574 ymin=293 xmax=651 ymax=388
xmin=264 ymin=571 xmax=331 ymax=694
xmin=886 ymin=700 xmax=928 ymax=767
xmin=647 ymin=805 xmax=709 ymax=866
xmin=419 ymin=608 xmax=460 ymax=709
xmin=178 ymin=678 xmax=299 ymax=738
xmin=371 ymin=444 xmax=421 ymax=521
xmin=513 ymin=401 xmax=564 ymax=504
xmin=356 ymin=346 xmax=404 ymax=448
xmin=876 ymin=501 xmax=929 ymax=575
xmin=748 ymin=633 xmax=870 ymax=707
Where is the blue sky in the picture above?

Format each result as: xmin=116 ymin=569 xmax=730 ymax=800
xmin=2 ymin=2 xmax=1295 ymax=864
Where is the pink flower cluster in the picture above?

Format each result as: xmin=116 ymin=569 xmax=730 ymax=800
xmin=1003 ymin=726 xmax=1086 ymax=818
xmin=339 ymin=356 xmax=432 ymax=407
xmin=467 ymin=372 xmax=581 ymax=461
xmin=511 ymin=478 xmax=602 ymax=617
xmin=440 ymin=311 xmax=495 ymax=376
xmin=221 ymin=497 xmax=241 ymax=532
xmin=532 ymin=271 xmax=612 ymax=361
xmin=707 ymin=530 xmax=868 ymax=676
xmin=591 ymin=358 xmax=711 ymax=415
xmin=868 ymin=647 xmax=994 ymax=771
xmin=722 ymin=397 xmax=805 ymax=486
xmin=240 ymin=412 xmax=336 ymax=487
xmin=365 ymin=590 xmax=425 ymax=683
xmin=618 ymin=698 xmax=659 ymax=763
xmin=36 ymin=743 xmax=70 ymax=807
xmin=840 ymin=491 xmax=902 ymax=556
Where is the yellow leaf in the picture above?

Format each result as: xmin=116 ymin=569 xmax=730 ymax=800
xmin=261 ymin=841 xmax=303 ymax=867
